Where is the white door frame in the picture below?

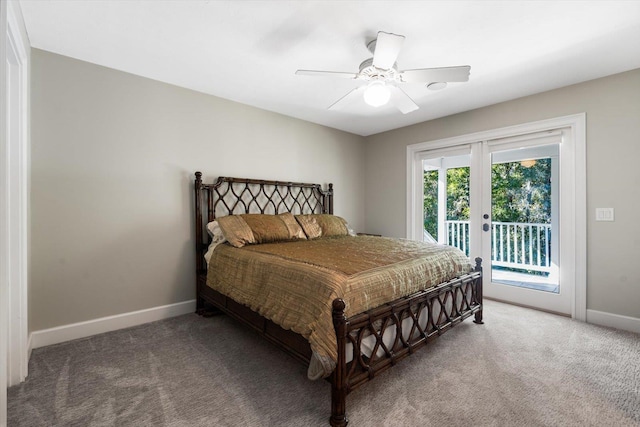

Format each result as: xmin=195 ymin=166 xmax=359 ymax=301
xmin=406 ymin=114 xmax=586 ymax=320
xmin=1 ymin=4 xmax=30 ymax=421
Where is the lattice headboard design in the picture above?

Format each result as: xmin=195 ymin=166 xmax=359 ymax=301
xmin=194 ymin=172 xmax=333 ymax=274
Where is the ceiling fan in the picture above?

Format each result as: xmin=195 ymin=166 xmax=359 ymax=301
xmin=296 ymin=31 xmax=471 ymax=114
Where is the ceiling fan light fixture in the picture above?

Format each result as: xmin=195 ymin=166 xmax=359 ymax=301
xmin=427 ymin=82 xmax=447 ymax=91
xmin=363 ymin=81 xmax=391 ymax=107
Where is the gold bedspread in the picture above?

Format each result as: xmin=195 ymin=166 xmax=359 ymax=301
xmin=206 ymin=235 xmax=472 ymax=379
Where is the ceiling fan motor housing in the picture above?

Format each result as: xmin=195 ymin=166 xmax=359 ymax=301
xmin=358 ymin=58 xmax=398 ymax=82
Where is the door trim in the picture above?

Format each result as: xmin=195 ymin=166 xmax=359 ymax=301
xmin=406 ymin=113 xmax=586 ymax=320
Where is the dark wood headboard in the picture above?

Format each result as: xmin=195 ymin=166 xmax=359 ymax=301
xmin=194 ymin=172 xmax=333 ymax=275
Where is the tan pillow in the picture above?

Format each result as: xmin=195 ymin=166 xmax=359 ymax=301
xmin=217 ymin=215 xmax=256 ymax=248
xmin=295 ymin=214 xmax=323 ymax=239
xmin=277 ymin=213 xmax=307 ymax=240
xmin=315 ymin=214 xmax=350 ymax=237
xmin=241 ymin=213 xmax=306 ymax=244
xmin=296 ymin=214 xmax=349 ymax=239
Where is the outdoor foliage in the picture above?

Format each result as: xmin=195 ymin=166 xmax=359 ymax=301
xmin=491 ymin=159 xmax=551 ymax=224
xmin=423 ymin=159 xmax=552 ymax=235
xmin=423 ymin=166 xmax=471 ymax=240
xmin=423 ymin=170 xmax=439 ymax=239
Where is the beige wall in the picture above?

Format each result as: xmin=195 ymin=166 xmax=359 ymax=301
xmin=30 ymin=49 xmax=365 ymax=331
xmin=365 ymin=68 xmax=640 ymax=318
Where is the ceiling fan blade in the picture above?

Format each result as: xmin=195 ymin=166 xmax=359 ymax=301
xmin=295 ymin=69 xmax=358 ymax=79
xmin=328 ymin=87 xmax=365 ymax=110
xmin=400 ymin=66 xmax=471 ymax=84
xmin=389 ymin=86 xmax=419 ymax=114
xmin=372 ymin=31 xmax=405 ymax=69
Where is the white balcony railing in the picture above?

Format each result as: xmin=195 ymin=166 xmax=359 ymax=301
xmin=442 ymin=220 xmax=552 ymax=273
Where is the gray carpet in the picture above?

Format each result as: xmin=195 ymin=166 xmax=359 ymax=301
xmin=8 ymin=300 xmax=640 ymax=426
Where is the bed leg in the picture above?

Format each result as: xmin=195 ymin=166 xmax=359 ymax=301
xmin=196 ymin=296 xmax=205 ymax=315
xmin=473 ymin=257 xmax=484 ymax=325
xmin=474 ymin=310 xmax=484 ymax=324
xmin=330 ymin=299 xmax=348 ymax=427
xmin=195 ymin=294 xmax=221 ymax=317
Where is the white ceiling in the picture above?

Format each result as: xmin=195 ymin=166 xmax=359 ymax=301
xmin=19 ymin=0 xmax=640 ymax=136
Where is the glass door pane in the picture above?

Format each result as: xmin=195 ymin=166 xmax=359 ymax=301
xmin=423 ymin=168 xmax=439 ymax=243
xmin=423 ymin=154 xmax=471 ymax=255
xmin=490 ymin=145 xmax=559 ymax=293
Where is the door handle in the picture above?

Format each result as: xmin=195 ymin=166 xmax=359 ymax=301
xmin=483 ymin=223 xmax=490 ymax=232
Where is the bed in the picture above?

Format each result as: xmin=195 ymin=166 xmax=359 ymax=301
xmin=194 ymin=172 xmax=483 ymax=426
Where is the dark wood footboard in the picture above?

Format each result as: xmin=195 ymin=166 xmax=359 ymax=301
xmin=329 ymin=258 xmax=483 ymax=426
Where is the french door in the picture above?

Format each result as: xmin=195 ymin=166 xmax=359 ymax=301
xmin=416 ymin=130 xmax=571 ymax=315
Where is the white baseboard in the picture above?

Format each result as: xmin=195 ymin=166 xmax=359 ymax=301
xmin=587 ymin=309 xmax=640 ymax=334
xmin=29 ymin=299 xmax=197 ymax=350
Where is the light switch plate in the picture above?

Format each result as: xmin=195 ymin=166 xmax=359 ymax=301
xmin=595 ymin=208 xmax=614 ymax=221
